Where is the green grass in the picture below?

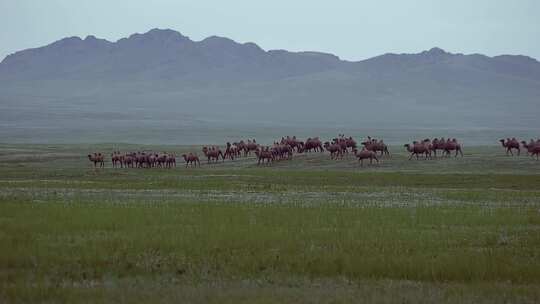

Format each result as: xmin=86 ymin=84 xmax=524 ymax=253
xmin=1 ymin=144 xmax=540 ymax=303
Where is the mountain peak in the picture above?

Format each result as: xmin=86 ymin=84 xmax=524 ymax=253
xmin=422 ymin=47 xmax=451 ymax=57
xmin=200 ymin=35 xmax=237 ymax=46
xmin=121 ymin=28 xmax=191 ymax=44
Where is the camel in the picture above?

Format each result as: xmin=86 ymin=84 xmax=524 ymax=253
xmin=281 ymin=136 xmax=303 ymax=152
xmin=500 ymin=138 xmax=520 ymax=156
xmin=332 ymin=137 xmax=349 ymax=155
xmin=521 ymin=141 xmax=540 ymax=160
xmin=255 ymin=148 xmax=274 ymax=165
xmin=155 ymin=153 xmax=167 ymax=168
xmin=442 ymin=138 xmax=463 ymax=157
xmin=302 ymin=137 xmax=324 ymax=153
xmin=353 ymin=148 xmax=379 ymax=166
xmin=88 ymin=153 xmax=105 ymax=168
xmin=361 ymin=137 xmax=389 ymax=156
xmin=324 ymin=142 xmax=343 ymax=160
xmin=123 ymin=154 xmax=135 ymax=168
xmin=202 ymin=146 xmax=224 ymax=163
xmin=346 ymin=137 xmax=357 ymax=151
xmin=135 ymin=152 xmax=148 ymax=168
xmin=233 ymin=141 xmax=247 ymax=157
xmin=111 ymin=152 xmax=122 ymax=168
xmin=244 ymin=140 xmax=259 ymax=156
xmin=224 ymin=142 xmax=239 ymax=160
xmin=335 ymin=135 xmax=356 ymax=152
xmin=166 ymin=154 xmax=176 ymax=168
xmin=429 ymin=138 xmax=447 ymax=158
xmin=182 ymin=153 xmax=200 ymax=167
xmin=271 ymin=144 xmax=293 ymax=160
xmin=404 ymin=142 xmax=430 ymax=160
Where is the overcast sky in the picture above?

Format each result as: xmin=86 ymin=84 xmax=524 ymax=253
xmin=1 ymin=0 xmax=539 ymax=61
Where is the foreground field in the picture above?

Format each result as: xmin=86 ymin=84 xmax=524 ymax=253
xmin=1 ymin=144 xmax=540 ymax=303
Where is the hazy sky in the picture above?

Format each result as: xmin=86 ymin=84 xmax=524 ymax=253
xmin=1 ymin=0 xmax=539 ymax=61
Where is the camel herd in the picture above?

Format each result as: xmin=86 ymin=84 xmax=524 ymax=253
xmin=499 ymin=138 xmax=540 ymax=159
xmin=86 ymin=136 xmax=540 ymax=168
xmin=109 ymin=151 xmax=177 ymax=168
xmin=403 ymin=138 xmax=463 ymax=160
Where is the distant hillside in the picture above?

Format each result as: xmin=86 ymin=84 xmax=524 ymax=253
xmin=1 ymin=28 xmax=539 ymax=143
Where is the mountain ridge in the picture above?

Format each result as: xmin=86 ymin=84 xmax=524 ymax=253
xmin=0 ymin=28 xmax=539 ymax=141
xmin=2 ymin=29 xmax=539 ymax=66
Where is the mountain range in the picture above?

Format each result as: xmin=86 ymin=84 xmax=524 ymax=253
xmin=1 ymin=28 xmax=539 ymax=143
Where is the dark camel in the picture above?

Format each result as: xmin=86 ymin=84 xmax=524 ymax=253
xmin=88 ymin=153 xmax=105 ymax=168
xmin=500 ymin=138 xmax=520 ymax=156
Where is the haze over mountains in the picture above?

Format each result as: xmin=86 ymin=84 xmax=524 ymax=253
xmin=1 ymin=28 xmax=539 ymax=143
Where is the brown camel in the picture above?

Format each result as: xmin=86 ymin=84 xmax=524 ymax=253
xmin=324 ymin=142 xmax=343 ymax=160
xmin=353 ymin=148 xmax=379 ymax=166
xmin=271 ymin=143 xmax=293 ymax=160
xmin=345 ymin=136 xmax=357 ymax=151
xmin=233 ymin=141 xmax=247 ymax=157
xmin=111 ymin=152 xmax=122 ymax=168
xmin=202 ymin=146 xmax=224 ymax=163
xmin=166 ymin=153 xmax=176 ymax=168
xmin=182 ymin=153 xmax=200 ymax=167
xmin=244 ymin=140 xmax=259 ymax=156
xmin=155 ymin=153 xmax=167 ymax=168
xmin=404 ymin=142 xmax=430 ymax=160
xmin=123 ymin=153 xmax=135 ymax=168
xmin=500 ymin=138 xmax=520 ymax=156
xmin=224 ymin=142 xmax=239 ymax=160
xmin=88 ymin=153 xmax=105 ymax=168
xmin=302 ymin=137 xmax=324 ymax=152
xmin=255 ymin=148 xmax=274 ymax=165
xmin=521 ymin=141 xmax=540 ymax=160
xmin=429 ymin=138 xmax=447 ymax=158
xmin=332 ymin=137 xmax=349 ymax=155
xmin=442 ymin=138 xmax=463 ymax=157
xmin=281 ymin=136 xmax=303 ymax=152
xmin=361 ymin=137 xmax=389 ymax=156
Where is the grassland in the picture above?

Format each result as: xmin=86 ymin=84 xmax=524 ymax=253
xmin=1 ymin=143 xmax=540 ymax=303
